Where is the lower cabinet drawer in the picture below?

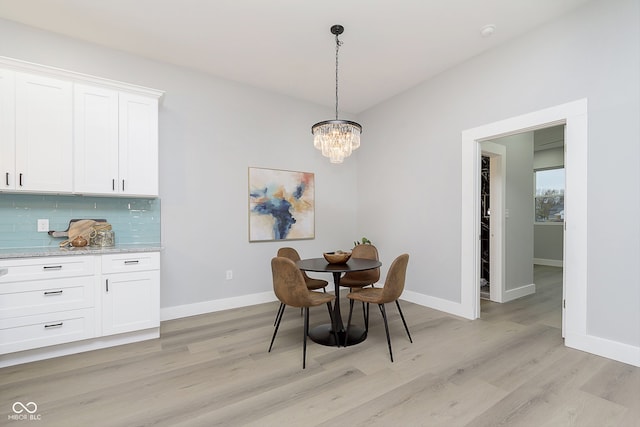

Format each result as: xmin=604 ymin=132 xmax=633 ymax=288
xmin=0 ymin=276 xmax=95 ymax=319
xmin=0 ymin=256 xmax=96 ymax=283
xmin=0 ymin=309 xmax=96 ymax=354
xmin=101 ymin=252 xmax=160 ymax=274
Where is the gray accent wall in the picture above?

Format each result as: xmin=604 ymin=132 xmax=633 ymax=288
xmin=357 ymin=0 xmax=639 ymax=347
xmin=489 ymin=133 xmax=534 ymax=291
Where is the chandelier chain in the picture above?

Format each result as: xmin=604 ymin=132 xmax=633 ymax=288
xmin=335 ymin=34 xmax=342 ymax=120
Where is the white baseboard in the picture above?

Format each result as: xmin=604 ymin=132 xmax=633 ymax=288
xmin=402 ymin=290 xmax=473 ymax=320
xmin=0 ymin=328 xmax=159 ymax=368
xmin=503 ymin=283 xmax=536 ymax=302
xmin=534 ymin=258 xmax=564 ymax=267
xmin=160 ymin=292 xmax=277 ymax=321
xmin=565 ymin=332 xmax=640 ymax=367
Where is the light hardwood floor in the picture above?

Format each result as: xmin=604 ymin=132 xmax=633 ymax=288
xmin=2 ymin=266 xmax=639 ymax=426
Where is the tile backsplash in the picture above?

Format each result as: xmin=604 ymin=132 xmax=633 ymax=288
xmin=0 ymin=194 xmax=160 ymax=249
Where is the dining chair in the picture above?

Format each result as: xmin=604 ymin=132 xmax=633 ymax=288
xmin=344 ymin=253 xmax=412 ymax=362
xmin=273 ymin=247 xmax=329 ymax=325
xmin=269 ymin=257 xmax=338 ymax=369
xmin=340 ymin=244 xmax=380 ymax=325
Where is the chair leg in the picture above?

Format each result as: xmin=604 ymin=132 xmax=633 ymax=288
xmin=269 ymin=302 xmax=285 ymax=352
xmin=395 ymin=300 xmax=413 ymax=343
xmin=302 ymin=307 xmax=311 ymax=369
xmin=379 ymin=304 xmax=394 ymax=362
xmin=365 ymin=303 xmax=370 ymax=332
xmin=273 ymin=302 xmax=285 ymax=326
xmin=344 ymin=299 xmax=355 ymax=347
xmin=327 ymin=302 xmax=339 ymax=347
xmin=362 ymin=301 xmax=367 ymax=326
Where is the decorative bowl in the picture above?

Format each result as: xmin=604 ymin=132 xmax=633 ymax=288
xmin=323 ymin=251 xmax=352 ymax=264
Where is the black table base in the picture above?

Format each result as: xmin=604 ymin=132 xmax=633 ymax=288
xmin=296 ymin=258 xmax=382 ymax=348
xmin=309 ymin=324 xmax=367 ymax=347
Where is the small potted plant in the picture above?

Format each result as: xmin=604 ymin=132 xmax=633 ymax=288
xmin=353 ymin=237 xmax=372 ymax=247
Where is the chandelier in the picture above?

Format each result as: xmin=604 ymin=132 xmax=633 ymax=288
xmin=312 ymin=25 xmax=362 ymax=164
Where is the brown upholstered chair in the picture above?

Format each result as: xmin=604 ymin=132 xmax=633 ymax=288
xmin=274 ymin=247 xmax=328 ymax=324
xmin=340 ymin=244 xmax=380 ymax=325
xmin=339 ymin=244 xmax=380 ymax=289
xmin=345 ymin=253 xmax=412 ymax=362
xmin=269 ymin=257 xmax=337 ymax=368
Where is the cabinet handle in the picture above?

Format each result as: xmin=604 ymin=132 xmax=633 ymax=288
xmin=122 ymin=180 xmax=125 ymax=192
xmin=19 ymin=173 xmax=23 ymax=187
xmin=44 ymin=322 xmax=63 ymax=329
xmin=5 ymin=172 xmax=8 ymax=186
xmin=106 ymin=278 xmax=109 ymax=292
xmin=44 ymin=290 xmax=63 ymax=296
xmin=43 ymin=265 xmax=63 ymax=271
xmin=124 ymin=260 xmax=139 ymax=265
xmin=112 ymin=179 xmax=115 ymax=191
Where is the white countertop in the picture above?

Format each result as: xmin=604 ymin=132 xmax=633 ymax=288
xmin=0 ymin=244 xmax=163 ymax=259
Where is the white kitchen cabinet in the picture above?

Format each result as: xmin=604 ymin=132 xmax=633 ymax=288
xmin=118 ymin=93 xmax=159 ymax=196
xmin=0 ymin=256 xmax=97 ymax=354
xmin=101 ymin=252 xmax=160 ymax=336
xmin=14 ymin=72 xmax=73 ymax=193
xmin=0 ymin=56 xmax=162 ymax=197
xmin=74 ymin=86 xmax=159 ymax=197
xmin=0 ymin=251 xmax=160 ymax=363
xmin=73 ymin=83 xmax=119 ymax=194
xmin=0 ymin=68 xmax=15 ymax=190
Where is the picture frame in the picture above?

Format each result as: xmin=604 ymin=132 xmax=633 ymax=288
xmin=248 ymin=167 xmax=315 ymax=242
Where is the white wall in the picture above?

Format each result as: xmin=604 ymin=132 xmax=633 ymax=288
xmin=0 ymin=18 xmax=360 ymax=312
xmin=358 ymin=0 xmax=639 ymax=350
xmin=1 ymin=0 xmax=638 ymax=360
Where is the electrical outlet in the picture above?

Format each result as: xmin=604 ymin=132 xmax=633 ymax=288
xmin=37 ymin=219 xmax=49 ymax=232
xmin=226 ymin=270 xmax=233 ymax=280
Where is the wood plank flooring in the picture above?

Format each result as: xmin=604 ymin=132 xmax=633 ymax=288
xmin=2 ymin=266 xmax=639 ymax=426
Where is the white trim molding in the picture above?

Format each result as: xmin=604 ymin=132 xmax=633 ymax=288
xmin=402 ymin=290 xmax=471 ymax=320
xmin=533 ymin=258 xmax=564 ymax=267
xmin=503 ymin=283 xmax=536 ymax=302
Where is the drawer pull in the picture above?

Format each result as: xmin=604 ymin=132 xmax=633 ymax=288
xmin=5 ymin=172 xmax=8 ymax=186
xmin=106 ymin=278 xmax=109 ymax=292
xmin=44 ymin=290 xmax=63 ymax=296
xmin=44 ymin=322 xmax=63 ymax=329
xmin=124 ymin=260 xmax=139 ymax=265
xmin=43 ymin=265 xmax=63 ymax=271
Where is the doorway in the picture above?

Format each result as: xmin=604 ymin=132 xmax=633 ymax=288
xmin=460 ymin=99 xmax=588 ymax=343
xmin=478 ymin=127 xmax=564 ymax=310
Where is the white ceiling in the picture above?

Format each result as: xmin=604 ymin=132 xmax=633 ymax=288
xmin=0 ymin=0 xmax=592 ymax=113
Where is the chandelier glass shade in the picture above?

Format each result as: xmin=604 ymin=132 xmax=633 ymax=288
xmin=312 ymin=25 xmax=362 ymax=164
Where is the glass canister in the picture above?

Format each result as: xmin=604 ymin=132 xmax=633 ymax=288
xmin=90 ymin=230 xmax=115 ymax=247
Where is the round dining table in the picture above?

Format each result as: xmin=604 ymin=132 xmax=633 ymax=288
xmin=296 ymin=257 xmax=382 ymax=347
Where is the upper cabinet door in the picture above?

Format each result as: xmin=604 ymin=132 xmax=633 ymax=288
xmin=73 ymin=84 xmax=119 ymax=194
xmin=119 ymin=93 xmax=159 ymax=197
xmin=15 ymin=72 xmax=73 ymax=193
xmin=0 ymin=69 xmax=15 ymax=190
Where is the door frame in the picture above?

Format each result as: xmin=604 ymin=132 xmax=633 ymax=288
xmin=461 ymin=99 xmax=588 ymax=341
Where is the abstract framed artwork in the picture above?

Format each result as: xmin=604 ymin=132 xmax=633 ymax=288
xmin=248 ymin=167 xmax=315 ymax=242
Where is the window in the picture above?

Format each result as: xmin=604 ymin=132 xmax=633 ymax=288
xmin=535 ymin=168 xmax=564 ymax=223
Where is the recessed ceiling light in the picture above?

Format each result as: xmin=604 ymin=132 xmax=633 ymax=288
xmin=480 ymin=24 xmax=496 ymax=37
